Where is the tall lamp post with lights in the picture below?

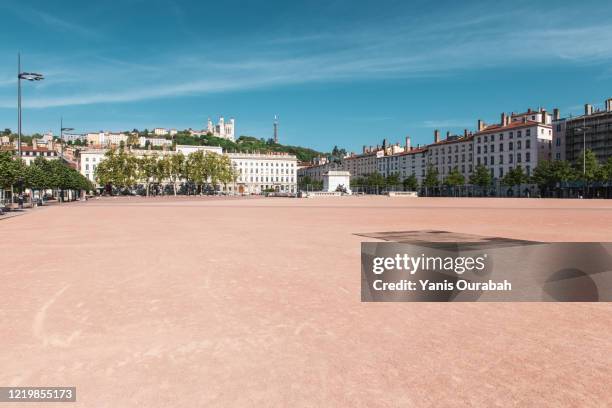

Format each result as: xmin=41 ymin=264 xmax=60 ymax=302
xmin=17 ymin=53 xmax=44 ymax=158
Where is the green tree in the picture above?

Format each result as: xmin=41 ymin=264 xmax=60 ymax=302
xmin=95 ymin=148 xmax=138 ymax=193
xmin=501 ymin=165 xmax=527 ymax=196
xmin=168 ymin=152 xmax=186 ymax=196
xmin=366 ymin=172 xmax=385 ymax=193
xmin=186 ymin=150 xmax=208 ymax=194
xmin=137 ymin=154 xmax=158 ymax=196
xmin=469 ymin=164 xmax=492 ymax=196
xmin=423 ymin=164 xmax=439 ymax=194
xmin=402 ymin=174 xmax=418 ymax=191
xmin=575 ymin=149 xmax=602 ymax=183
xmin=385 ymin=173 xmax=401 ymax=190
xmin=0 ymin=151 xmax=25 ymax=201
xmin=602 ymin=157 xmax=612 ymax=182
xmin=444 ymin=167 xmax=465 ymax=196
xmin=444 ymin=167 xmax=464 ymax=186
xmin=531 ymin=160 xmax=576 ymax=197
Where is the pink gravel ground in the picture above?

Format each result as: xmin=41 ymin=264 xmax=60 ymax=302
xmin=1 ymin=196 xmax=611 ymax=407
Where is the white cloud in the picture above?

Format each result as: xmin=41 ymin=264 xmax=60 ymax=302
xmin=2 ymin=6 xmax=612 ymax=108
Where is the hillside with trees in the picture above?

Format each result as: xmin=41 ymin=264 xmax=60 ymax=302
xmin=172 ymin=132 xmax=325 ymax=162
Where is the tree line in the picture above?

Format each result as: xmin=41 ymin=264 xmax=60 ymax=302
xmin=337 ymin=150 xmax=612 ymax=196
xmin=94 ymin=148 xmax=236 ymax=195
xmin=0 ymin=152 xmax=93 ymax=202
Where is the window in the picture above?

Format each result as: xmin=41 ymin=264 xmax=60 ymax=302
xmin=509 ymin=154 xmax=513 ymax=163
xmin=517 ymin=141 xmax=522 ymax=149
xmin=556 ymin=138 xmax=561 ymax=146
xmin=509 ymin=142 xmax=513 ymax=151
xmin=499 ymin=154 xmax=503 ymax=164
xmin=517 ymin=153 xmax=522 ymax=163
xmin=491 ymin=156 xmax=495 ymax=165
xmin=526 ymin=140 xmax=531 ymax=149
xmin=526 ymin=152 xmax=531 ymax=162
xmin=491 ymin=144 xmax=495 ymax=153
xmin=517 ymin=130 xmax=522 ymax=138
xmin=499 ymin=143 xmax=504 ymax=152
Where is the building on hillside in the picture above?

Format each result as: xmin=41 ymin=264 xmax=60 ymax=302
xmin=62 ymin=133 xmax=85 ymax=143
xmin=153 ymin=128 xmax=168 ymax=136
xmin=139 ymin=137 xmax=172 ymax=148
xmin=228 ymin=152 xmax=297 ymax=194
xmin=86 ymin=132 xmax=129 ymax=147
xmin=206 ymin=116 xmax=235 ymax=141
xmin=553 ymin=98 xmax=612 ymax=165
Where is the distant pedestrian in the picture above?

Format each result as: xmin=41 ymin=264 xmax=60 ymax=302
xmin=18 ymin=194 xmax=24 ymax=210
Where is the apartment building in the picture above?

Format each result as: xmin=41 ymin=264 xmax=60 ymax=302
xmin=342 ymin=150 xmax=380 ymax=178
xmin=228 ymin=152 xmax=297 ymax=194
xmin=472 ymin=110 xmax=552 ymax=179
xmin=553 ymin=99 xmax=612 ymax=165
xmin=1 ymin=146 xmax=59 ymax=166
xmin=426 ymin=129 xmax=474 ymax=181
xmin=425 ymin=109 xmax=552 ymax=181
xmin=86 ymin=132 xmax=129 ymax=147
xmin=297 ymin=157 xmax=342 ymax=183
xmin=377 ymin=137 xmax=428 ymax=184
xmin=138 ymin=137 xmax=172 ymax=147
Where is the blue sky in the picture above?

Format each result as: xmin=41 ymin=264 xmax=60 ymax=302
xmin=1 ymin=0 xmax=612 ymax=152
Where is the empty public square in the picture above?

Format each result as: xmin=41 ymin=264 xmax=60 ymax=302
xmin=1 ymin=196 xmax=611 ymax=407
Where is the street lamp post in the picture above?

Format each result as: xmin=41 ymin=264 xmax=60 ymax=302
xmin=17 ymin=53 xmax=44 ymax=158
xmin=575 ymin=124 xmax=592 ymax=176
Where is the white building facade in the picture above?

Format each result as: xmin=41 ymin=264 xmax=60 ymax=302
xmin=139 ymin=137 xmax=172 ymax=147
xmin=228 ymin=152 xmax=297 ymax=194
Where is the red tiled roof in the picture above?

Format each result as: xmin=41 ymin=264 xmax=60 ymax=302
xmin=476 ymin=120 xmax=550 ymax=135
xmin=429 ymin=135 xmax=473 ymax=146
xmin=396 ymin=147 xmax=428 ymax=156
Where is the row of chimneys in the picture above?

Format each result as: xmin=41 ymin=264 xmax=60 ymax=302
xmin=361 ymin=137 xmax=423 ymax=154
xmin=583 ymin=98 xmax=612 ymax=116
xmin=365 ymin=98 xmax=612 ymax=152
